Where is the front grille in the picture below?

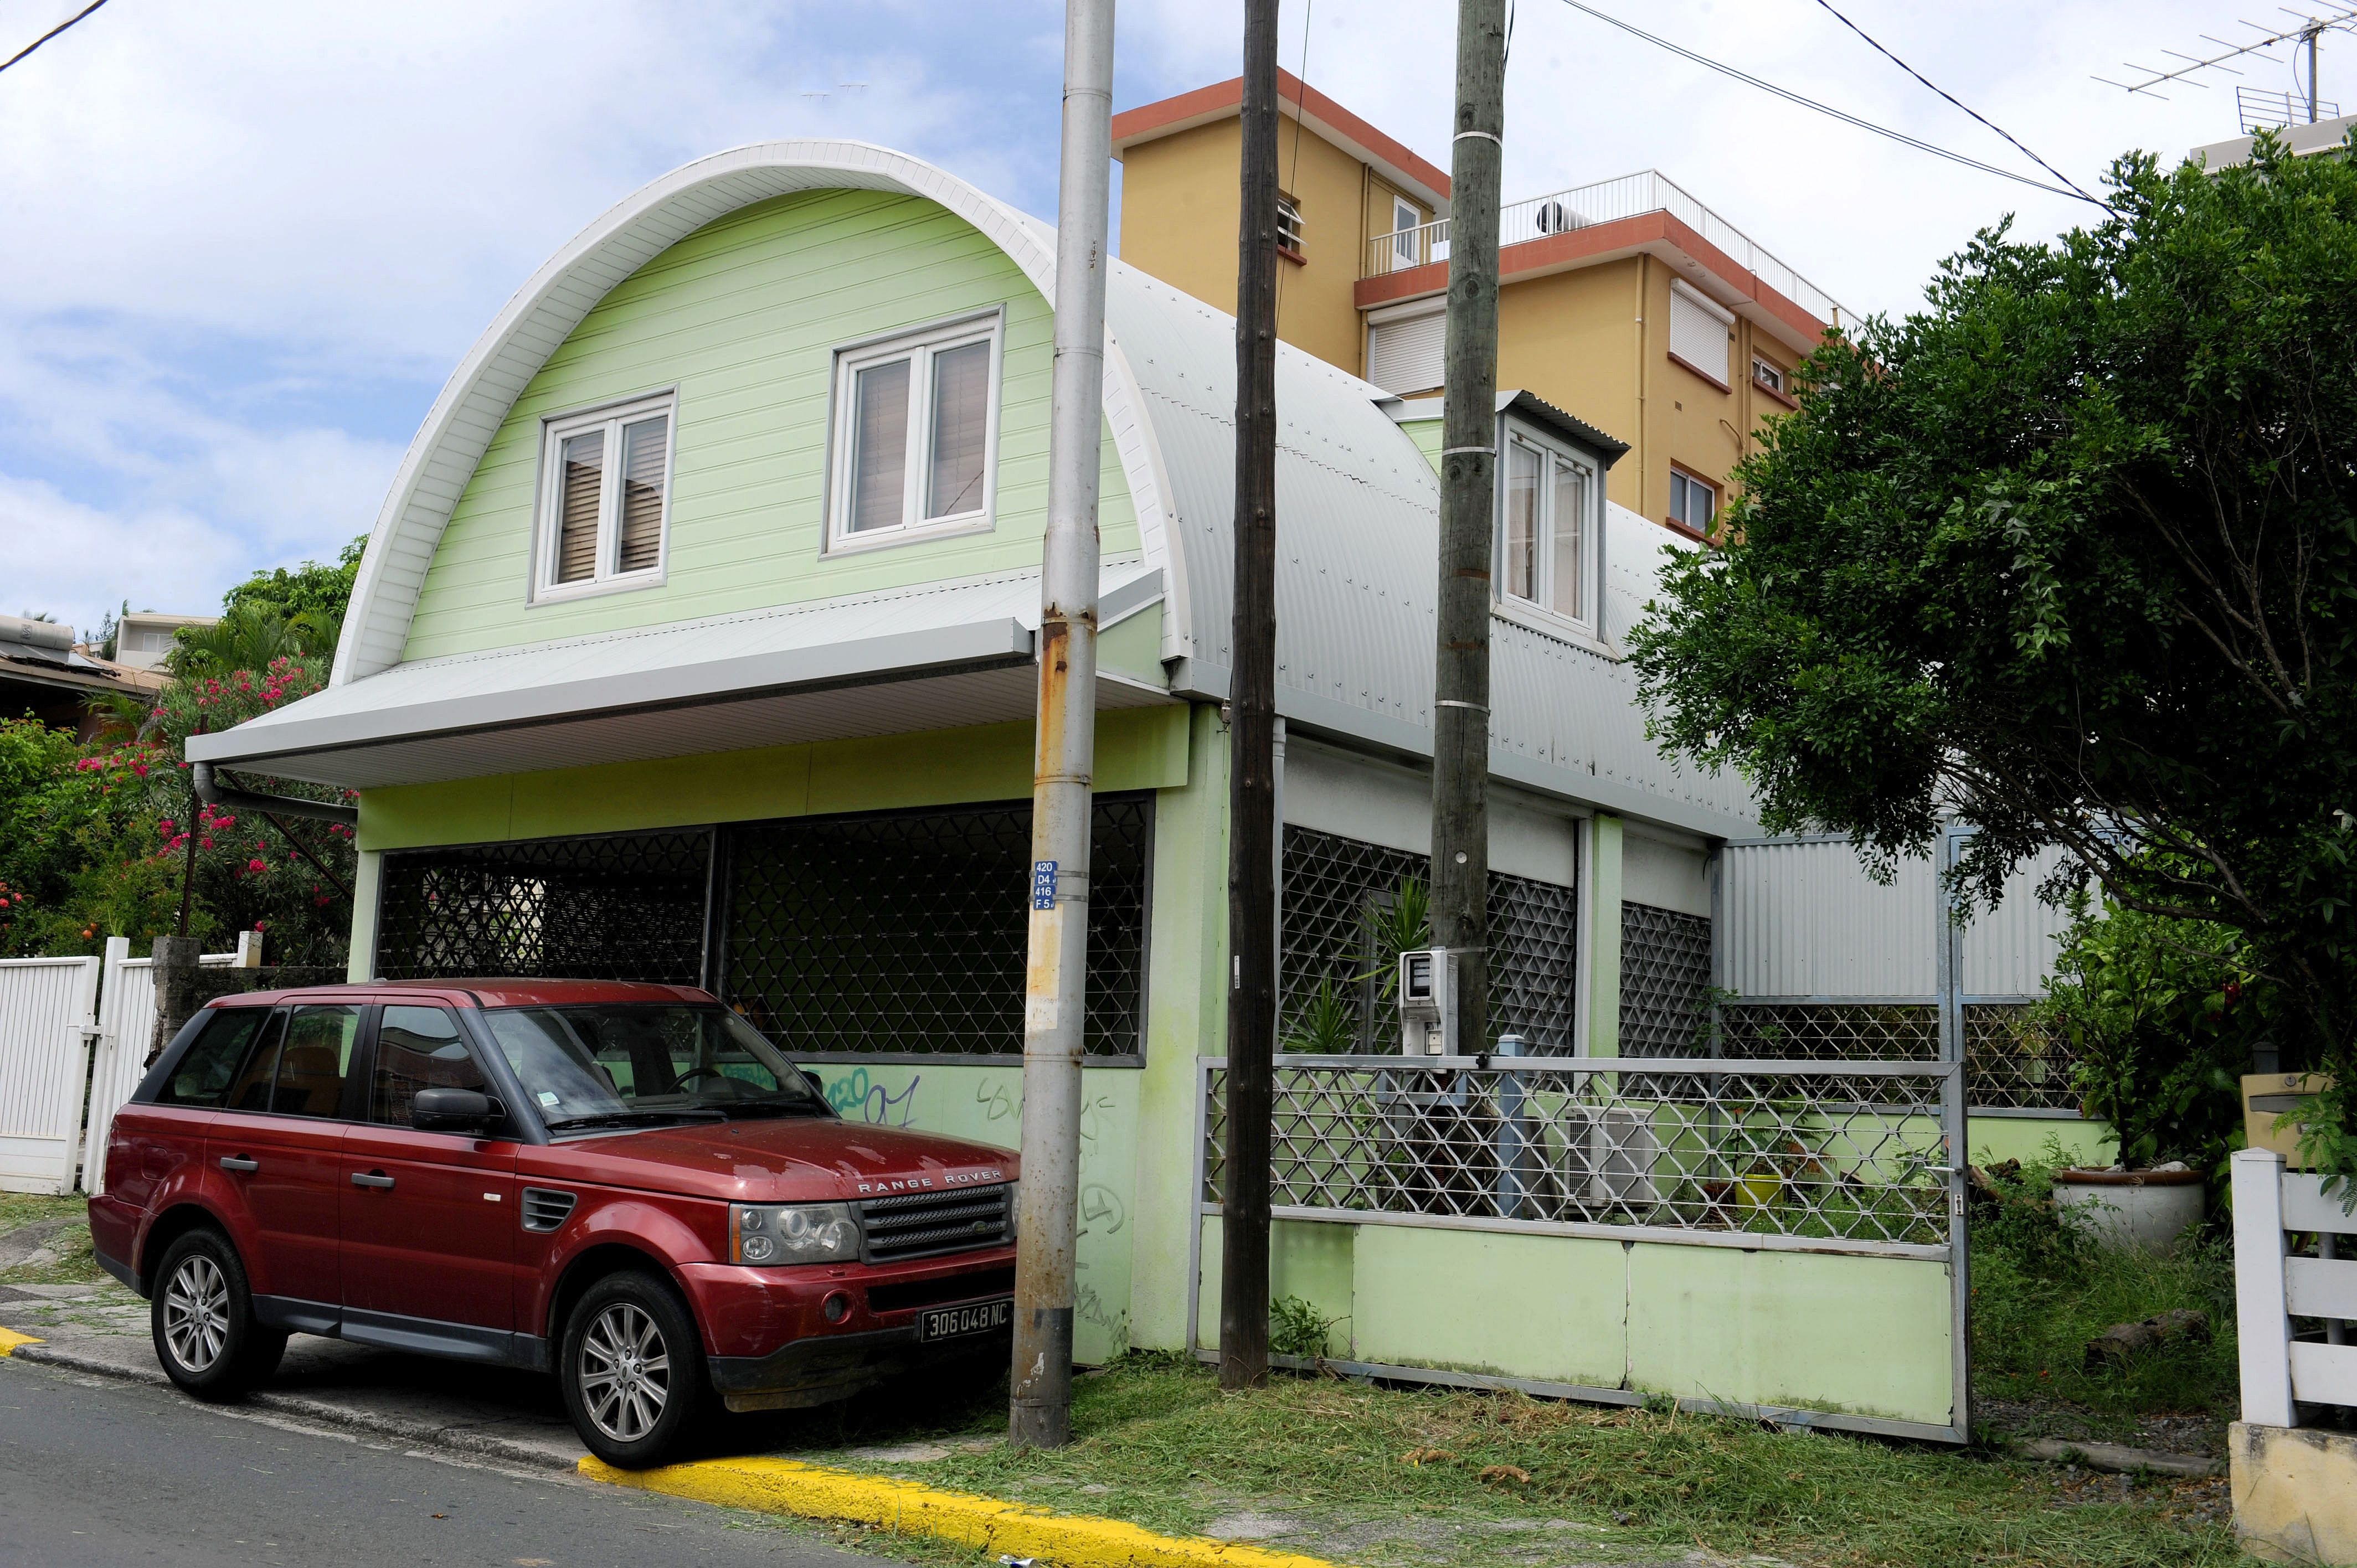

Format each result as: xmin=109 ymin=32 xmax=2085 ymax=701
xmin=521 ymin=1188 xmax=578 ymax=1233
xmin=858 ymin=1184 xmax=1012 ymax=1263
xmin=867 ymin=1265 xmax=1016 ymax=1316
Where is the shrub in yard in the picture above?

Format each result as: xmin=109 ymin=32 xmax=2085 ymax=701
xmin=2036 ymin=891 xmax=2261 ymax=1177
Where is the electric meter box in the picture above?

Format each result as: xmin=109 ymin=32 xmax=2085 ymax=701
xmin=1398 ymin=946 xmax=1459 ymax=1056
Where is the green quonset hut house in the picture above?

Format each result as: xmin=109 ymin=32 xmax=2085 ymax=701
xmin=194 ymin=142 xmax=1975 ymax=1435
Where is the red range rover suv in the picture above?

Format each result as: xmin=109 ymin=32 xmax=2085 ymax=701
xmin=88 ymin=979 xmax=1020 ymax=1466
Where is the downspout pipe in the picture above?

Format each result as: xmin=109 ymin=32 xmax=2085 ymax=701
xmin=192 ymin=762 xmax=359 ymax=828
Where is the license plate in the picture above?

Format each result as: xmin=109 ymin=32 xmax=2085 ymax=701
xmin=917 ymin=1296 xmax=1012 ymax=1343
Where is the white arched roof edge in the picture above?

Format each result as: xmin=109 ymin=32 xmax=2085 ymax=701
xmin=333 ymin=140 xmax=1183 ymax=685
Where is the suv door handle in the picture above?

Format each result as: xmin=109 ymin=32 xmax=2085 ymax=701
xmin=350 ymin=1171 xmax=397 ymax=1190
xmin=218 ymin=1156 xmax=258 ymax=1173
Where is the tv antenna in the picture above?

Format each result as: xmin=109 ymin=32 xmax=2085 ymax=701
xmin=2095 ymin=6 xmax=2357 ymax=125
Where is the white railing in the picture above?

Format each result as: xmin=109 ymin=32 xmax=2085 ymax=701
xmin=1365 ymin=169 xmax=1844 ymax=327
xmin=2235 ymin=1147 xmax=2357 ymax=1425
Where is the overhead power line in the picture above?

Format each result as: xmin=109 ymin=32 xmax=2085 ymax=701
xmin=0 ymin=0 xmax=111 ymax=77
xmin=1810 ymin=0 xmax=2100 ymax=203
xmin=1552 ymin=0 xmax=2109 ymax=206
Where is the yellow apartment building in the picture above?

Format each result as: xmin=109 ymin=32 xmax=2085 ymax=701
xmin=1111 ymin=70 xmax=1842 ymax=539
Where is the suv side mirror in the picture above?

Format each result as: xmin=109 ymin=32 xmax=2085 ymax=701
xmin=412 ymin=1086 xmax=494 ymax=1133
xmin=801 ymin=1069 xmax=827 ymax=1097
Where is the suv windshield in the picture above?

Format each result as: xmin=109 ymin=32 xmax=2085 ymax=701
xmin=481 ymin=1004 xmax=830 ymax=1132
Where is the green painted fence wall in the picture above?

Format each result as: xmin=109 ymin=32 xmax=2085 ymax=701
xmin=1195 ymin=1215 xmax=1957 ymax=1429
xmin=403 ymin=188 xmax=1141 ymax=663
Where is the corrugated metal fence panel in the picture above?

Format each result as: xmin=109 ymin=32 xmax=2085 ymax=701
xmin=1957 ymin=846 xmax=2078 ymax=998
xmin=1720 ymin=840 xmax=1938 ymax=999
xmin=0 ymin=956 xmax=101 ymax=1195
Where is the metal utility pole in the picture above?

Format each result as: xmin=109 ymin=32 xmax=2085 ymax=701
xmin=1011 ymin=0 xmax=1115 ymax=1453
xmin=1429 ymin=0 xmax=1507 ymax=1056
xmin=2307 ymin=17 xmax=2323 ymax=121
xmin=1218 ymin=0 xmax=1280 ymax=1394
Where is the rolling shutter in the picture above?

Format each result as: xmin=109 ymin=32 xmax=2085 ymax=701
xmin=1367 ymin=306 xmax=1447 ymax=395
xmin=1668 ymin=281 xmax=1733 ymax=385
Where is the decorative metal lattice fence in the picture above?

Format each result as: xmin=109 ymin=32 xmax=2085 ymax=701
xmin=1715 ymin=999 xmax=2077 ymax=1112
xmin=722 ymin=796 xmax=1152 ymax=1061
xmin=1620 ymin=903 xmax=1712 ymax=1054
xmin=1719 ymin=1002 xmax=1941 ymax=1062
xmin=1200 ymin=1054 xmax=1959 ymax=1254
xmin=1962 ymin=1004 xmax=2081 ymax=1112
xmin=374 ymin=831 xmax=712 ymax=984
xmin=1279 ymin=826 xmax=1579 ymax=1053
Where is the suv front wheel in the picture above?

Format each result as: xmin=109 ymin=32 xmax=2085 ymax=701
xmin=150 ymin=1228 xmax=287 ymax=1400
xmin=560 ymin=1270 xmax=709 ymax=1468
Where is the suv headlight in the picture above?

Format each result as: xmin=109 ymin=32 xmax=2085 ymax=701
xmin=730 ymin=1201 xmax=860 ymax=1265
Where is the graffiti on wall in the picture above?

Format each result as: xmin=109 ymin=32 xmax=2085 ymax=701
xmin=824 ymin=1067 xmax=922 ymax=1127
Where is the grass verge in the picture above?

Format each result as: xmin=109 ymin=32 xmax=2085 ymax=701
xmin=738 ymin=1352 xmax=2247 ymax=1568
xmin=0 ymin=1190 xmax=104 ymax=1286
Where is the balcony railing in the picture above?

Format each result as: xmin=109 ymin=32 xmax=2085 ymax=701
xmin=1365 ymin=169 xmax=1844 ymax=327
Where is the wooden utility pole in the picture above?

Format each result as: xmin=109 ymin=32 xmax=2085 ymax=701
xmin=1430 ymin=0 xmax=1507 ymax=1055
xmin=1219 ymin=0 xmax=1281 ymax=1393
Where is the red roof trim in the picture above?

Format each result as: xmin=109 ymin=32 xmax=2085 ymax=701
xmin=1111 ymin=69 xmax=1452 ymax=209
xmin=1354 ymin=209 xmax=1830 ymax=346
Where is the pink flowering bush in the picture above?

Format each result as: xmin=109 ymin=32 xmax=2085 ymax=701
xmin=0 ymin=651 xmax=354 ymax=963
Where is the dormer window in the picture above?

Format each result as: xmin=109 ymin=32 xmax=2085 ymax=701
xmin=828 ymin=312 xmax=1002 ymax=550
xmin=536 ymin=392 xmax=675 ymax=599
xmin=1499 ymin=425 xmax=1601 ymax=630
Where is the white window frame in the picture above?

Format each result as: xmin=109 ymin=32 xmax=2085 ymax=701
xmin=825 ymin=310 xmax=1004 ymax=554
xmin=1392 ymin=194 xmax=1422 ymax=269
xmin=1752 ymin=356 xmax=1785 ymax=395
xmin=1277 ymin=192 xmax=1305 ymax=256
xmin=1669 ymin=467 xmax=1718 ymax=536
xmin=1494 ymin=419 xmax=1604 ymax=638
xmin=531 ymin=390 xmax=677 ymax=603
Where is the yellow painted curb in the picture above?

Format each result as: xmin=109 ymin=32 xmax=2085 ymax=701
xmin=0 ymin=1329 xmax=43 ymax=1358
xmin=581 ymin=1453 xmax=1341 ymax=1568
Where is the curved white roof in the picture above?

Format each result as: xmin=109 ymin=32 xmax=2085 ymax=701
xmin=318 ymin=140 xmax=1751 ymax=836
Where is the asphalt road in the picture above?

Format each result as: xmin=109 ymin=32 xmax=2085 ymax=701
xmin=0 ymin=1356 xmax=908 ymax=1568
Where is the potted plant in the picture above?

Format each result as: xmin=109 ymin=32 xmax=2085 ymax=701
xmin=2035 ymin=898 xmax=2256 ymax=1252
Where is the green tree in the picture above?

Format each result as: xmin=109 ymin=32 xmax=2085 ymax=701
xmin=1627 ymin=136 xmax=2357 ymax=1173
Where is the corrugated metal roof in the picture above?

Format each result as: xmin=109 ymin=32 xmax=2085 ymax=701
xmin=281 ymin=140 xmax=1753 ymax=835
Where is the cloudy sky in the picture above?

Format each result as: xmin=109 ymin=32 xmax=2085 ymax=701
xmin=0 ymin=0 xmax=2311 ymax=637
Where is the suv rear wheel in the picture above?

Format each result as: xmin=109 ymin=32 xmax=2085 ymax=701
xmin=150 ymin=1228 xmax=287 ymax=1400
xmin=559 ymin=1270 xmax=708 ymax=1468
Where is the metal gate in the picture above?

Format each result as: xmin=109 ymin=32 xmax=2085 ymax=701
xmin=0 ymin=956 xmax=102 ymax=1195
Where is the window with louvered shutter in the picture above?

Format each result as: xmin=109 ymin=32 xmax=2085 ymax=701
xmin=1668 ymin=281 xmax=1733 ymax=386
xmin=555 ymin=429 xmax=604 ymax=584
xmin=1366 ymin=305 xmax=1445 ymax=394
xmin=536 ymin=393 xmax=675 ymax=596
xmin=616 ymin=416 xmax=668 ymax=573
xmin=828 ymin=312 xmax=1002 ymax=548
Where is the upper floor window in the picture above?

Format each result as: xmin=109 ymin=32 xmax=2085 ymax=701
xmin=1667 ymin=279 xmax=1734 ymax=388
xmin=1669 ymin=467 xmax=1717 ymax=537
xmin=1277 ymin=193 xmax=1305 ymax=258
xmin=1752 ymin=357 xmax=1785 ymax=395
xmin=1500 ymin=429 xmax=1599 ymax=628
xmin=538 ymin=393 xmax=674 ymax=597
xmin=830 ymin=313 xmax=1001 ymax=549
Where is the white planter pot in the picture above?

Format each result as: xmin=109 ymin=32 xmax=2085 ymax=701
xmin=2052 ymin=1169 xmax=2207 ymax=1253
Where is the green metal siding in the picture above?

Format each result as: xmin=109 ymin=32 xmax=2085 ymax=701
xmin=404 ymin=189 xmax=1141 ymax=662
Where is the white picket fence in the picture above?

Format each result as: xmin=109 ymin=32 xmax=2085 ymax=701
xmin=0 ymin=934 xmax=259 ymax=1195
xmin=2235 ymin=1146 xmax=2357 ymax=1423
